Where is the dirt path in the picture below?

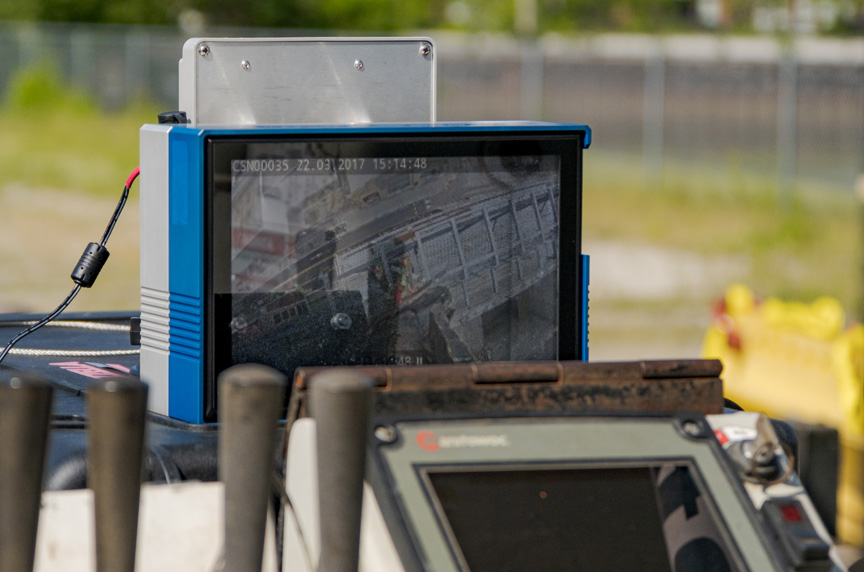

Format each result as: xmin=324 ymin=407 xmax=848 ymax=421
xmin=0 ymin=186 xmax=741 ymax=361
xmin=0 ymin=185 xmax=139 ymax=313
xmin=583 ymin=239 xmax=748 ymax=361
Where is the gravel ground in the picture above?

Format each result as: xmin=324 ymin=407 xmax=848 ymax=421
xmin=584 ymin=238 xmax=748 ymax=361
xmin=0 ymin=186 xmax=739 ymax=360
xmin=0 ymin=185 xmax=140 ymax=314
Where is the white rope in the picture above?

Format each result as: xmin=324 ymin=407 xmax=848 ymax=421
xmin=1 ymin=320 xmax=131 ymax=333
xmin=0 ymin=347 xmax=139 ymax=357
xmin=0 ymin=319 xmax=136 ymax=357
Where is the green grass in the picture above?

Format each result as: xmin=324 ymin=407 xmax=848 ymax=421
xmin=0 ymin=107 xmax=154 ymax=196
xmin=0 ymin=66 xmax=154 ymax=313
xmin=0 ymin=64 xmax=860 ymax=320
xmin=0 ymin=113 xmax=856 ymax=314
xmin=0 ymin=64 xmax=158 ymax=196
xmin=0 ymin=116 xmax=857 ymax=315
xmin=584 ymin=151 xmax=863 ymax=316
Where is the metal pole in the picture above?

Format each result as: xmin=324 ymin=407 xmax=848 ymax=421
xmin=124 ymin=28 xmax=150 ymax=108
xmin=87 ymin=378 xmax=149 ymax=572
xmin=643 ymin=48 xmax=666 ymax=185
xmin=311 ymin=370 xmax=374 ymax=572
xmin=856 ymin=175 xmax=864 ymax=322
xmin=219 ymin=364 xmax=286 ymax=572
xmin=520 ymin=40 xmax=544 ymax=121
xmin=514 ymin=0 xmax=538 ymax=36
xmin=777 ymin=42 xmax=798 ymax=206
xmin=69 ymin=28 xmax=94 ymax=96
xmin=0 ymin=375 xmax=53 ymax=572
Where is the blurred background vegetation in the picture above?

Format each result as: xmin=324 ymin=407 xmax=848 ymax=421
xmin=0 ymin=0 xmax=862 ymax=360
xmin=3 ymin=0 xmax=864 ymax=34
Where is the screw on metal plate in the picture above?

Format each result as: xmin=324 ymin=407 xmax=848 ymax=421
xmin=420 ymin=44 xmax=432 ymax=57
xmin=241 ymin=60 xmax=251 ymax=71
xmin=330 ymin=313 xmax=353 ymax=330
xmin=374 ymin=425 xmax=397 ymax=444
xmin=198 ymin=44 xmax=210 ymax=57
xmin=354 ymin=59 xmax=364 ymax=71
xmin=682 ymin=421 xmax=702 ymax=437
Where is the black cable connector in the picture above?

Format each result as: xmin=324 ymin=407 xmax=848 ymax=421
xmin=71 ymin=242 xmax=110 ymax=288
xmin=157 ymin=111 xmax=188 ymax=125
xmin=0 ymin=167 xmax=140 ymax=365
xmin=129 ymin=317 xmax=141 ymax=347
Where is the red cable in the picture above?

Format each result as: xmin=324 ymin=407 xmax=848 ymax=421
xmin=0 ymin=165 xmax=142 ymax=365
xmin=125 ymin=166 xmax=141 ymax=189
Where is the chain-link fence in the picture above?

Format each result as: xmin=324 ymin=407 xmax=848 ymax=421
xmin=2 ymin=22 xmax=863 ymax=195
xmin=435 ymin=33 xmax=864 ymax=196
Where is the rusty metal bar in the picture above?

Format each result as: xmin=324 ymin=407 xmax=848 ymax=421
xmin=291 ymin=360 xmax=724 ymax=420
xmin=297 ymin=359 xmax=722 ymax=388
xmin=640 ymin=359 xmax=723 ymax=379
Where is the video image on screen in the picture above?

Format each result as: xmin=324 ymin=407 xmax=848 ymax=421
xmin=224 ymin=146 xmax=562 ymax=374
xmin=423 ymin=463 xmax=740 ymax=572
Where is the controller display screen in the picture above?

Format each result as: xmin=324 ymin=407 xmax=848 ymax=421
xmin=423 ymin=464 xmax=739 ymax=572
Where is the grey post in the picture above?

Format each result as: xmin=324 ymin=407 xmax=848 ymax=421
xmin=776 ymin=42 xmax=798 ymax=206
xmin=219 ymin=364 xmax=286 ymax=572
xmin=310 ymin=369 xmax=374 ymax=572
xmin=642 ymin=48 xmax=666 ymax=184
xmin=87 ymin=378 xmax=148 ymax=572
xmin=0 ymin=375 xmax=53 ymax=572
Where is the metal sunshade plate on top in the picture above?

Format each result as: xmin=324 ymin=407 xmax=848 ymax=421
xmin=179 ymin=37 xmax=437 ymax=126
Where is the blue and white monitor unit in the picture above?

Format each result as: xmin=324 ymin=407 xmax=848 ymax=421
xmin=139 ymin=122 xmax=591 ymax=423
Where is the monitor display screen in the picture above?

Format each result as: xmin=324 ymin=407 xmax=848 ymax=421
xmin=208 ymin=133 xmax=583 ymax=395
xmin=422 ymin=463 xmax=739 ymax=572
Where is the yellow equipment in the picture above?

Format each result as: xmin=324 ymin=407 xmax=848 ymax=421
xmin=704 ymin=284 xmax=864 ymax=545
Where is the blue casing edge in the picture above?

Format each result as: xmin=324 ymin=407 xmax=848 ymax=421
xmin=581 ymin=254 xmax=590 ymax=361
xmin=167 ymin=129 xmax=206 ymax=422
xmin=149 ymin=121 xmax=591 ymax=423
